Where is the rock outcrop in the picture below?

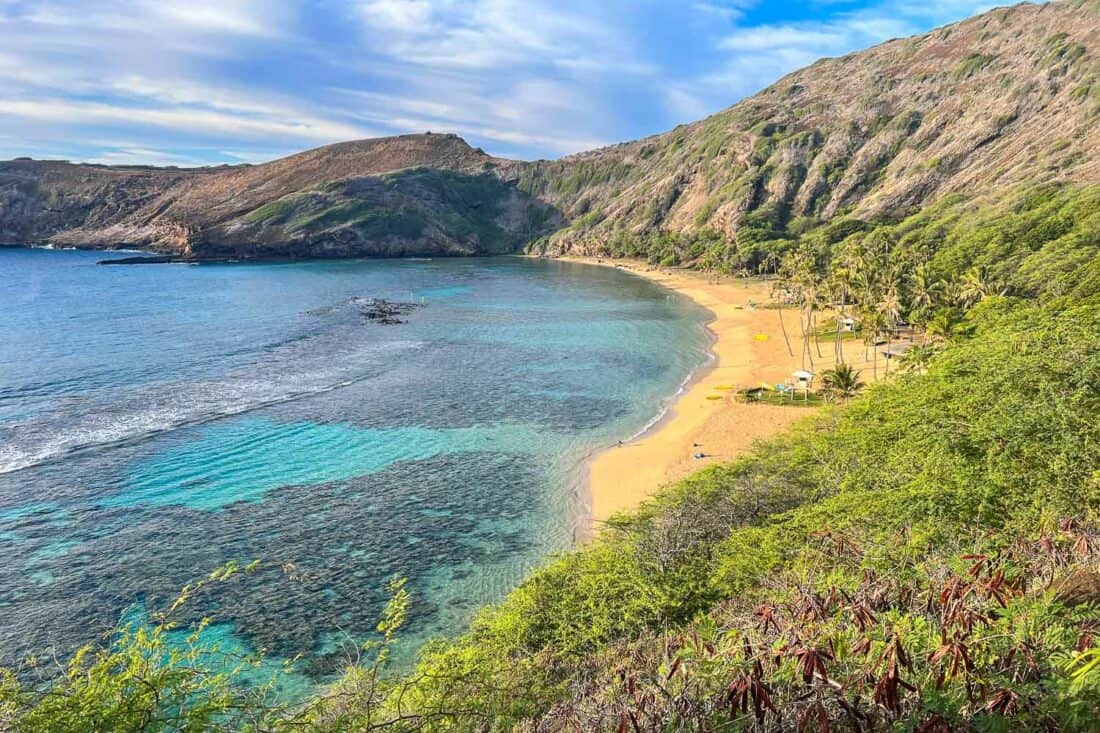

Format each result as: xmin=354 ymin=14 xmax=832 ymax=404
xmin=524 ymin=0 xmax=1100 ymax=254
xmin=3 ymin=1 xmax=1100 ymax=260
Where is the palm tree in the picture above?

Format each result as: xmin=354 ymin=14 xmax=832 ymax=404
xmin=805 ymin=279 xmax=826 ymax=361
xmin=828 ymin=260 xmax=854 ymax=365
xmin=876 ymin=286 xmax=904 ymax=376
xmin=861 ymin=308 xmax=887 ymax=379
xmin=957 ymin=265 xmax=1001 ymax=309
xmin=783 ymin=251 xmax=817 ymax=371
xmin=907 ymin=263 xmax=943 ymax=326
xmin=770 ymin=254 xmax=795 ymax=357
xmin=898 ymin=343 xmax=938 ymax=374
xmin=763 ymin=251 xmax=782 ymax=282
xmin=821 ymin=363 xmax=865 ymax=404
xmin=926 ymin=308 xmax=961 ymax=343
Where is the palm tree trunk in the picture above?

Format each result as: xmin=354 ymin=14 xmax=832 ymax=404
xmin=884 ymin=320 xmax=894 ymax=377
xmin=777 ymin=303 xmax=794 ymax=357
xmin=837 ymin=293 xmax=847 ymax=364
xmin=813 ymin=312 xmax=823 ymax=359
xmin=798 ymin=305 xmax=808 ymax=371
xmin=804 ymin=310 xmax=815 ymax=370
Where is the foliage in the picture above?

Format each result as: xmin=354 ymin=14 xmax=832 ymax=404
xmin=6 ymin=182 xmax=1100 ymax=730
xmin=242 ymin=170 xmax=558 ymax=254
xmin=820 ymin=363 xmax=865 ymax=403
xmin=0 ymin=561 xmax=282 ymax=732
xmin=954 ymin=52 xmax=998 ymax=79
xmin=562 ymin=184 xmax=1100 ymax=308
xmin=386 ymin=299 xmax=1100 ymax=729
xmin=0 ymin=569 xmax=419 ymax=732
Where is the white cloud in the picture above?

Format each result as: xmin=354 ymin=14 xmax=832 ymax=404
xmin=1 ymin=97 xmax=371 ymax=142
xmin=352 ymin=0 xmax=634 ymax=72
xmin=691 ymin=0 xmax=1008 ymax=109
xmin=88 ymin=146 xmax=209 ymax=167
xmin=358 ymin=0 xmax=434 ymax=31
xmin=146 ymin=1 xmax=284 ymax=38
xmin=0 ymin=0 xmax=1035 ymax=164
xmin=16 ymin=0 xmax=285 ymax=38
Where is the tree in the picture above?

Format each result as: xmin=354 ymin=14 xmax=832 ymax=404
xmin=926 ymin=308 xmax=962 ymax=343
xmin=877 ymin=286 xmax=904 ymax=376
xmin=957 ymin=265 xmax=1002 ymax=309
xmin=898 ymin=343 xmax=938 ymax=373
xmin=769 ymin=254 xmax=795 ymax=357
xmin=906 ymin=263 xmax=944 ymax=326
xmin=782 ymin=250 xmax=819 ymax=371
xmin=861 ymin=309 xmax=888 ymax=379
xmin=821 ymin=363 xmax=865 ymax=404
xmin=828 ymin=254 xmax=858 ymax=364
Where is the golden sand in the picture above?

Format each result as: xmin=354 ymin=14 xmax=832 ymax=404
xmin=566 ymin=258 xmax=877 ymax=528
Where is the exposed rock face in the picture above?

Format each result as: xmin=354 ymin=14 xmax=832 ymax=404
xmin=3 ymin=1 xmax=1100 ymax=260
xmin=523 ymin=0 xmax=1100 ymax=254
xmin=0 ymin=134 xmax=559 ymax=258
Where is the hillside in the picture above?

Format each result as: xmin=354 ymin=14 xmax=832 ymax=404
xmin=524 ymin=0 xmax=1100 ymax=262
xmin=4 ymin=2 xmax=1100 ymax=731
xmin=4 ymin=1 xmax=1100 ymax=262
xmin=0 ymin=134 xmax=559 ymax=258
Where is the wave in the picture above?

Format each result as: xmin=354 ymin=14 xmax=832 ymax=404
xmin=622 ymin=345 xmax=716 ymax=445
xmin=0 ymin=340 xmax=422 ymax=476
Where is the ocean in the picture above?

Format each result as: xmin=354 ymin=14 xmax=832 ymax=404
xmin=0 ymin=248 xmax=710 ymax=693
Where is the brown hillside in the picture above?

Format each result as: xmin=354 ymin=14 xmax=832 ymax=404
xmin=523 ymin=0 xmax=1100 ymax=254
xmin=2 ymin=1 xmax=1098 ymax=259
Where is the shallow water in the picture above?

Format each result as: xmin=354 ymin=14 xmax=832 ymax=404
xmin=0 ymin=249 xmax=710 ymax=694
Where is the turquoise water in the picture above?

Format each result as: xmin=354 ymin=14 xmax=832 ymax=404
xmin=0 ymin=249 xmax=710 ymax=691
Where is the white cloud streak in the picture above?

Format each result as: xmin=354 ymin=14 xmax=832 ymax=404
xmin=0 ymin=0 xmax=1029 ymax=164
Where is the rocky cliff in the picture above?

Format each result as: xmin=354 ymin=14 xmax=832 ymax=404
xmin=523 ymin=0 xmax=1100 ymax=255
xmin=0 ymin=134 xmax=559 ymax=258
xmin=3 ymin=0 xmax=1099 ymax=260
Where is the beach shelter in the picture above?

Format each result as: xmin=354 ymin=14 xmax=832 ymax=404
xmin=839 ymin=316 xmax=859 ymax=333
xmin=892 ymin=321 xmax=917 ymax=341
xmin=792 ymin=370 xmax=815 ymax=386
xmin=790 ymin=370 xmax=815 ymax=400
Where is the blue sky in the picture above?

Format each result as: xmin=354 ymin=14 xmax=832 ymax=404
xmin=0 ymin=0 xmax=1003 ymax=165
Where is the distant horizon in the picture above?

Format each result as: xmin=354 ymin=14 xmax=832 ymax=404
xmin=1 ymin=0 xmax=1019 ymax=166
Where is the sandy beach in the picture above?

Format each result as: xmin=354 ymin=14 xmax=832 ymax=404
xmin=568 ymin=258 xmax=876 ymax=527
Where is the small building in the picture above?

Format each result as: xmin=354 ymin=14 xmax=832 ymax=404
xmin=789 ymin=370 xmax=815 ymax=400
xmin=839 ymin=316 xmax=860 ymax=333
xmin=892 ymin=322 xmax=917 ymax=341
xmin=881 ymin=343 xmax=912 ymax=361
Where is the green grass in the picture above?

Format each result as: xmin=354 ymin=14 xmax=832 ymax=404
xmin=739 ymin=388 xmax=826 ymax=406
xmin=954 ymin=52 xmax=998 ymax=79
xmin=238 ymin=169 xmax=558 ymax=254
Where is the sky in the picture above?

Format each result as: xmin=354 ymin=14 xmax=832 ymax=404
xmin=0 ymin=0 xmax=1007 ymax=166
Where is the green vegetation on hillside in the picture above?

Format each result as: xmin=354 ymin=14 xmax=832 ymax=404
xmin=539 ymin=185 xmax=1100 ymax=306
xmin=3 ymin=176 xmax=1100 ymax=730
xmin=369 ymin=297 xmax=1100 ymax=731
xmin=237 ymin=170 xmax=558 ymax=255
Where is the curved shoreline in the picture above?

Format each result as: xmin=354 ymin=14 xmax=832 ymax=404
xmin=567 ymin=318 xmax=718 ymax=544
xmin=561 ymin=257 xmax=867 ymax=531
